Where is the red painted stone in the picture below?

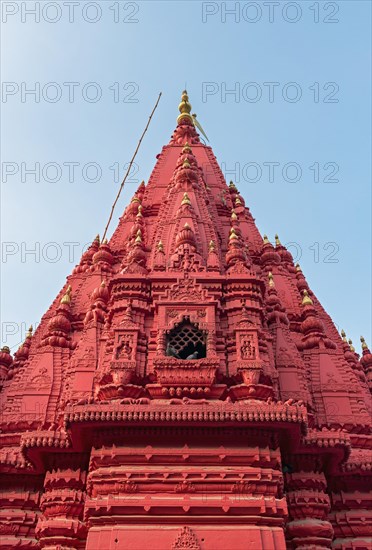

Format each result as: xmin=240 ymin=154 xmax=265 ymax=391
xmin=0 ymin=91 xmax=371 ymax=550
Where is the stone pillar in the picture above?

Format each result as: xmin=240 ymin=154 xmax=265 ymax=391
xmin=36 ymin=468 xmax=87 ymax=550
xmin=285 ymin=458 xmax=333 ymax=549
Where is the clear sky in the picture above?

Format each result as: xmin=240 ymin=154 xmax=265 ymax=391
xmin=1 ymin=1 xmax=371 ymax=353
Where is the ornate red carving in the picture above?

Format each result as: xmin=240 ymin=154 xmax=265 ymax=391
xmin=1 ymin=91 xmax=370 ymax=550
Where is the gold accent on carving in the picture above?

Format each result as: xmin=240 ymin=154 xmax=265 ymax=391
xmin=181 ymin=192 xmax=191 ymax=206
xmin=360 ymin=336 xmax=368 ymax=351
xmin=61 ymin=285 xmax=72 ymax=305
xmin=302 ymin=289 xmax=313 ymax=306
xmin=268 ymin=271 xmax=275 ymax=288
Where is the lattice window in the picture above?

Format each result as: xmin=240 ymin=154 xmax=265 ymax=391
xmin=166 ymin=321 xmax=206 ymax=360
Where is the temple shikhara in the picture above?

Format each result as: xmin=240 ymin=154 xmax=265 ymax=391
xmin=1 ymin=91 xmax=372 ymax=550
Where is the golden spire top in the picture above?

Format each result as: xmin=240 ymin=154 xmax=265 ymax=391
xmin=275 ymin=234 xmax=281 ymax=246
xmin=268 ymin=271 xmax=275 ymax=288
xmin=181 ymin=192 xmax=191 ymax=206
xmin=229 ymin=180 xmax=238 ymax=191
xmin=135 ymin=229 xmax=142 ymax=243
xmin=341 ymin=329 xmax=347 ymax=342
xmin=157 ymin=240 xmax=164 ymax=252
xmin=360 ymin=336 xmax=368 ymax=350
xmin=209 ymin=240 xmax=216 ymax=252
xmin=177 ymin=90 xmax=192 ymax=123
xmin=136 ymin=204 xmax=143 ymax=217
xmin=231 ymin=210 xmax=238 ymax=221
xmin=302 ymin=289 xmax=313 ymax=306
xmin=235 ymin=197 xmax=242 ymax=206
xmin=61 ymin=285 xmax=72 ymax=305
xmin=263 ymin=235 xmax=270 ymax=245
xmin=295 ymin=263 xmax=302 ymax=273
xmin=348 ymin=339 xmax=355 ymax=352
xmin=94 ymin=234 xmax=100 ymax=244
xmin=26 ymin=325 xmax=33 ymax=338
xmin=102 ymin=238 xmax=108 ymax=245
xmin=182 ymin=158 xmax=191 ymax=169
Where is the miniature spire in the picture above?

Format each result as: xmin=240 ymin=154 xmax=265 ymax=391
xmin=177 ymin=90 xmax=192 ymax=123
xmin=263 ymin=235 xmax=270 ymax=245
xmin=268 ymin=271 xmax=275 ymax=288
xmin=26 ymin=325 xmax=33 ymax=338
xmin=360 ymin=336 xmax=368 ymax=351
xmin=61 ymin=285 xmax=72 ymax=305
xmin=348 ymin=339 xmax=355 ymax=352
xmin=229 ymin=180 xmax=238 ymax=192
xmin=341 ymin=329 xmax=347 ymax=342
xmin=275 ymin=234 xmax=281 ymax=246
xmin=231 ymin=210 xmax=238 ymax=221
xmin=302 ymin=289 xmax=313 ymax=306
xmin=295 ymin=263 xmax=302 ymax=272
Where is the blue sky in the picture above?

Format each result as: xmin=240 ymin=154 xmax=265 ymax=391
xmin=1 ymin=0 xmax=371 ymax=353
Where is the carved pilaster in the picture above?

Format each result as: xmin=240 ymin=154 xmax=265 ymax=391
xmin=36 ymin=468 xmax=87 ymax=549
xmin=285 ymin=458 xmax=333 ymax=549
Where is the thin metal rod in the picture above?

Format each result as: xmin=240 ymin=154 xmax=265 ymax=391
xmin=101 ymin=91 xmax=162 ymax=242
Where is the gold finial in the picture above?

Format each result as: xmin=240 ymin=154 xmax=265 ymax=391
xmin=231 ymin=210 xmax=238 ymax=221
xmin=229 ymin=228 xmax=238 ymax=241
xmin=209 ymin=240 xmax=216 ymax=252
xmin=229 ymin=180 xmax=238 ymax=191
xmin=26 ymin=325 xmax=33 ymax=338
xmin=157 ymin=240 xmax=164 ymax=252
xmin=181 ymin=192 xmax=191 ymax=206
xmin=102 ymin=238 xmax=108 ymax=245
xmin=177 ymin=90 xmax=193 ymax=123
xmin=182 ymin=159 xmax=191 ymax=169
xmin=182 ymin=142 xmax=192 ymax=153
xmin=94 ymin=234 xmax=100 ymax=244
xmin=136 ymin=204 xmax=143 ymax=217
xmin=268 ymin=271 xmax=275 ymax=288
xmin=263 ymin=234 xmax=270 ymax=245
xmin=348 ymin=339 xmax=355 ymax=352
xmin=1 ymin=346 xmax=10 ymax=354
xmin=302 ymin=289 xmax=313 ymax=306
xmin=184 ymin=222 xmax=191 ymax=229
xmin=275 ymin=234 xmax=281 ymax=246
xmin=295 ymin=263 xmax=302 ymax=272
xmin=61 ymin=285 xmax=72 ymax=305
xmin=235 ymin=197 xmax=242 ymax=206
xmin=341 ymin=329 xmax=347 ymax=342
xmin=100 ymin=280 xmax=106 ymax=288
xmin=135 ymin=229 xmax=142 ymax=243
xmin=360 ymin=336 xmax=368 ymax=350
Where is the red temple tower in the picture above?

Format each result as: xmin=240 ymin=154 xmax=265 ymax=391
xmin=1 ymin=91 xmax=371 ymax=550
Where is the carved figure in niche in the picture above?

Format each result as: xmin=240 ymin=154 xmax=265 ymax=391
xmin=241 ymin=336 xmax=256 ymax=360
xmin=115 ymin=337 xmax=133 ymax=360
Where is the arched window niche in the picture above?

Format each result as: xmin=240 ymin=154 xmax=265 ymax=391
xmin=165 ymin=318 xmax=207 ymax=360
